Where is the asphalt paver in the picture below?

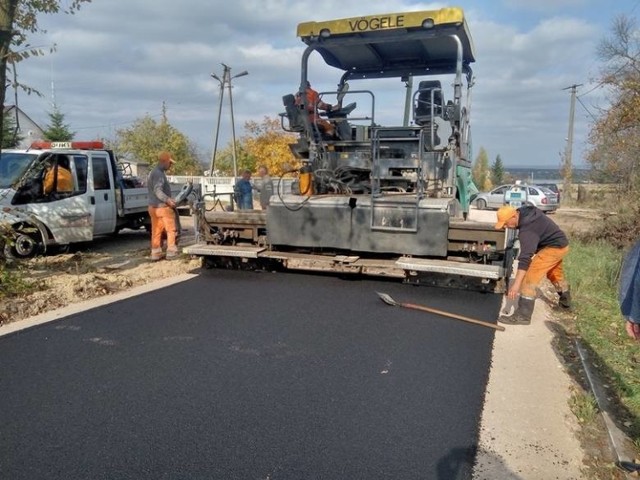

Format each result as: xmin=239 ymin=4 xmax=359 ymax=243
xmin=0 ymin=269 xmax=501 ymax=479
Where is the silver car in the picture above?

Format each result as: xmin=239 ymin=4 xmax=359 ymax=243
xmin=473 ymin=184 xmax=559 ymax=212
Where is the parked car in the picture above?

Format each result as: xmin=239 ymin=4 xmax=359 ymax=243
xmin=473 ymin=184 xmax=559 ymax=212
xmin=537 ymin=183 xmax=561 ymax=203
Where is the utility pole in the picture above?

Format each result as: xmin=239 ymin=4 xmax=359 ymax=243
xmin=562 ymin=84 xmax=582 ymax=204
xmin=209 ymin=63 xmax=249 ymax=179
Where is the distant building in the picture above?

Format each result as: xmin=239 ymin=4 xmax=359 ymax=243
xmin=3 ymin=105 xmax=45 ymax=148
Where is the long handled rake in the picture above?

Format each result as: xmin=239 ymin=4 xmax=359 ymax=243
xmin=376 ymin=292 xmax=505 ymax=332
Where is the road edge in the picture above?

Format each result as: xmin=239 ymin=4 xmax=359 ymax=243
xmin=0 ymin=273 xmax=199 ymax=337
xmin=473 ymin=299 xmax=586 ymax=479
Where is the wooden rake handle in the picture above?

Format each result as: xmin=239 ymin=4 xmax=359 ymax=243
xmin=400 ymin=301 xmax=506 ymax=332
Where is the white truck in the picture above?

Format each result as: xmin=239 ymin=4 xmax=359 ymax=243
xmin=0 ymin=141 xmax=189 ymax=258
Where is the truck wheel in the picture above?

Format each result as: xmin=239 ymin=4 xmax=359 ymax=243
xmin=476 ymin=199 xmax=486 ymax=210
xmin=6 ymin=233 xmax=40 ymax=259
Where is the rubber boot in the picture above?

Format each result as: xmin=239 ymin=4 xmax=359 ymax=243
xmin=558 ymin=290 xmax=572 ymax=310
xmin=499 ymin=297 xmax=535 ymax=325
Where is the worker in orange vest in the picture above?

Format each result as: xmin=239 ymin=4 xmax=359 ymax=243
xmin=295 ymin=81 xmax=337 ymax=137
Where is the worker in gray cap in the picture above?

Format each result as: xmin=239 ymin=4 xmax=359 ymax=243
xmin=147 ymin=151 xmax=177 ymax=261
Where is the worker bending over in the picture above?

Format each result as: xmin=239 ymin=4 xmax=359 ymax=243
xmin=495 ymin=205 xmax=571 ymax=325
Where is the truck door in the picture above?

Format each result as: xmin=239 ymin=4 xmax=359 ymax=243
xmin=11 ymin=153 xmax=94 ymax=244
xmin=90 ymin=153 xmax=117 ymax=235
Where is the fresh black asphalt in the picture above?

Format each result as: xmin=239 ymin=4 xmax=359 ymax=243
xmin=0 ymin=269 xmax=501 ymax=480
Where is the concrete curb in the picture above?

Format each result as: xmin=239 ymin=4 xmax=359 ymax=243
xmin=473 ymin=300 xmax=585 ymax=479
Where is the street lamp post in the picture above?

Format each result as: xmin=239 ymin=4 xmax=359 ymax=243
xmin=209 ymin=63 xmax=249 ymax=180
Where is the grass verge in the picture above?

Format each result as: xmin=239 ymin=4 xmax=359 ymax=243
xmin=569 ymin=390 xmax=599 ymax=425
xmin=0 ymin=264 xmax=34 ymax=299
xmin=565 ymin=240 xmax=640 ymax=447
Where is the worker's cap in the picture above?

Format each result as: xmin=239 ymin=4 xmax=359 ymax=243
xmin=158 ymin=151 xmax=175 ymax=164
xmin=495 ymin=205 xmax=517 ymax=230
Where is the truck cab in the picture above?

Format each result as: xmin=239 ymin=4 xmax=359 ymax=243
xmin=0 ymin=141 xmax=181 ymax=258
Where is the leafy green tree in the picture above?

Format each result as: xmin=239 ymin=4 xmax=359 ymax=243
xmin=115 ymin=109 xmax=202 ymax=176
xmin=212 ymin=141 xmax=255 ymax=176
xmin=2 ymin=108 xmax=22 ymax=148
xmin=472 ymin=147 xmax=492 ymax=191
xmin=491 ymin=154 xmax=505 ymax=185
xmin=0 ymin=1 xmax=91 ymax=150
xmin=43 ymin=107 xmax=75 ymax=142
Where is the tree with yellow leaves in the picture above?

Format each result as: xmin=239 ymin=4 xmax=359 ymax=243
xmin=212 ymin=117 xmax=299 ymax=177
xmin=242 ymin=116 xmax=299 ymax=176
xmin=472 ymin=147 xmax=493 ymax=192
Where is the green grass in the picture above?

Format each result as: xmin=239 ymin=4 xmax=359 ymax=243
xmin=569 ymin=390 xmax=599 ymax=424
xmin=565 ymin=241 xmax=640 ymax=443
xmin=0 ymin=264 xmax=35 ymax=299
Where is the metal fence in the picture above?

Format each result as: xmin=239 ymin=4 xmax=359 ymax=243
xmin=167 ymin=175 xmax=295 ymax=196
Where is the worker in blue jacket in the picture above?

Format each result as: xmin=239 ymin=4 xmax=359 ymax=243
xmin=234 ymin=170 xmax=253 ymax=210
xmin=620 ymin=240 xmax=640 ymax=341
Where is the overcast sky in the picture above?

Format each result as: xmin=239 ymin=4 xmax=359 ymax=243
xmin=12 ymin=0 xmax=636 ymax=169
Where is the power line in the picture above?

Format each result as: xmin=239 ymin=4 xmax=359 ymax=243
xmin=576 ymin=95 xmax=599 ymax=122
xmin=580 ymin=4 xmax=640 ymax=100
xmin=577 ymin=79 xmax=607 ymax=98
xmin=72 ymin=112 xmax=164 ymax=131
xmin=578 ymin=58 xmax=632 ymax=98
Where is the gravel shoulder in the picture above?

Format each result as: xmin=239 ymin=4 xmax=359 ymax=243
xmin=472 ymin=276 xmax=586 ymax=479
xmin=471 ymin=207 xmax=616 ymax=479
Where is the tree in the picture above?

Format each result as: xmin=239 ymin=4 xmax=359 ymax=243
xmin=42 ymin=107 xmax=74 ymax=141
xmin=491 ymin=154 xmax=505 ymax=186
xmin=212 ymin=116 xmax=299 ymax=177
xmin=586 ymin=15 xmax=640 ymax=197
xmin=115 ymin=109 xmax=202 ymax=176
xmin=472 ymin=147 xmax=492 ymax=191
xmin=0 ymin=1 xmax=91 ymax=150
xmin=212 ymin=140 xmax=255 ymax=176
xmin=242 ymin=116 xmax=298 ymax=176
xmin=1 ymin=107 xmax=22 ymax=147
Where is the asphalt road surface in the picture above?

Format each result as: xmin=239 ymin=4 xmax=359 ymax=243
xmin=0 ymin=269 xmax=501 ymax=480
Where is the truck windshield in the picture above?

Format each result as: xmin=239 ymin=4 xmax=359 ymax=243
xmin=0 ymin=152 xmax=38 ymax=188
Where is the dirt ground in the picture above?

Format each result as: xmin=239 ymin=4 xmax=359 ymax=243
xmin=0 ymin=217 xmax=201 ymax=325
xmin=0 ymin=207 xmax=600 ymax=326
